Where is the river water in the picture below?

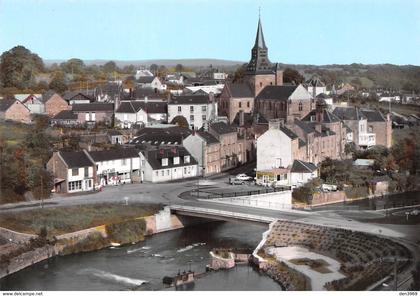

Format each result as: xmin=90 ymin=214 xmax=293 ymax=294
xmin=0 ymin=222 xmax=281 ymax=291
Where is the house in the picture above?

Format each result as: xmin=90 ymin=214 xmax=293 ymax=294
xmin=304 ymin=76 xmax=327 ymax=98
xmin=360 ymin=109 xmax=392 ymax=148
xmin=63 ymin=91 xmax=94 ymax=105
xmin=71 ymin=103 xmax=114 ymax=125
xmin=256 ymin=119 xmax=303 ymax=171
xmin=290 ymin=160 xmax=318 ymax=188
xmin=255 ymin=167 xmax=290 ymax=187
xmin=0 ymin=98 xmax=31 ymax=123
xmin=218 ymin=82 xmax=254 ymax=123
xmin=208 ymin=121 xmax=245 ymax=171
xmin=136 ymin=76 xmax=166 ymax=92
xmin=88 ymin=148 xmax=140 ymax=186
xmin=138 ymin=146 xmax=198 ymax=182
xmin=168 ymin=94 xmax=218 ymax=130
xmin=47 ymin=150 xmax=95 ymax=193
xmin=130 ymin=126 xmax=192 ymax=146
xmin=108 ymin=130 xmax=124 ymax=144
xmin=115 ymin=101 xmax=167 ymax=128
xmin=255 ymin=84 xmax=313 ymax=122
xmin=135 ymin=69 xmax=154 ymax=79
xmin=336 ymin=83 xmax=355 ymax=96
xmin=19 ymin=94 xmax=45 ymax=114
xmin=50 ymin=110 xmax=79 ymax=127
xmin=183 ymin=131 xmax=221 ymax=176
xmin=41 ymin=91 xmax=69 ymax=117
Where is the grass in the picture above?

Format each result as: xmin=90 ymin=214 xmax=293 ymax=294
xmin=0 ymin=122 xmax=30 ymax=147
xmin=0 ymin=203 xmax=162 ymax=236
xmin=289 ymin=258 xmax=332 ymax=274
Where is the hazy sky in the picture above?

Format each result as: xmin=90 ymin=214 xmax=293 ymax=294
xmin=1 ymin=0 xmax=419 ymax=65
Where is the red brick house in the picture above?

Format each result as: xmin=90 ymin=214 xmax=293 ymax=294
xmin=0 ymin=98 xmax=31 ymax=123
xmin=41 ymin=90 xmax=69 ymax=117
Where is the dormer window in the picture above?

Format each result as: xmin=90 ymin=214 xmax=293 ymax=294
xmin=174 ymin=157 xmax=180 ymax=165
xmin=184 ymin=155 xmax=190 ymax=164
xmin=162 ymin=158 xmax=168 ymax=166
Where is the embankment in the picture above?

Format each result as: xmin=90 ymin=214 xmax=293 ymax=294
xmin=0 ymin=206 xmax=184 ymax=279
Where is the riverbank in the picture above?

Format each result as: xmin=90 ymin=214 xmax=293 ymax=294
xmin=251 ymin=220 xmax=413 ymax=291
xmin=0 ymin=205 xmax=185 ymax=279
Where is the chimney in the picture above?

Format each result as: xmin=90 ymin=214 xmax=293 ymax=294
xmin=239 ymin=110 xmax=245 ymax=126
xmin=268 ymin=119 xmax=281 ymax=130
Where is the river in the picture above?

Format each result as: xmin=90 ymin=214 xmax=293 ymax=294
xmin=0 ymin=222 xmax=281 ymax=291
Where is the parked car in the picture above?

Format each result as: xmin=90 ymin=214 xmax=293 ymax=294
xmin=229 ymin=177 xmax=245 ymax=185
xmin=235 ymin=174 xmax=253 ymax=181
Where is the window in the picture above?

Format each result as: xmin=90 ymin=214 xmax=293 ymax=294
xmin=84 ymin=167 xmax=89 ymax=178
xmin=72 ymin=168 xmax=78 ymax=176
xmin=68 ymin=180 xmax=82 ymax=191
xmin=141 ymin=160 xmax=145 ymax=167
xmin=162 ymin=158 xmax=168 ymax=166
xmin=178 ymin=106 xmax=182 ymax=113
xmin=368 ymin=126 xmax=373 ymax=133
xmin=202 ymin=106 xmax=207 ymax=112
xmin=167 ymin=170 xmax=170 ymax=176
xmin=239 ymin=102 xmax=242 ymax=108
xmin=190 ymin=115 xmax=194 ymax=122
xmin=184 ymin=155 xmax=190 ymax=163
xmin=202 ymin=115 xmax=206 ymax=121
xmin=122 ymin=158 xmax=127 ymax=166
xmin=155 ymin=171 xmax=159 ymax=176
xmin=190 ymin=106 xmax=194 ymax=112
xmin=161 ymin=170 xmax=164 ymax=176
xmin=247 ymin=101 xmax=250 ymax=108
xmin=174 ymin=157 xmax=180 ymax=165
xmin=298 ymin=102 xmax=303 ymax=111
xmin=184 ymin=167 xmax=187 ymax=174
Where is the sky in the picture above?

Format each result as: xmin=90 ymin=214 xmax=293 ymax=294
xmin=0 ymin=0 xmax=419 ymax=65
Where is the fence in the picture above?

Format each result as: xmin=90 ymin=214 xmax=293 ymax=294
xmin=199 ymin=186 xmax=291 ymax=199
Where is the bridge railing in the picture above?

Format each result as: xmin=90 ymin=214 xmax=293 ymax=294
xmin=198 ymin=186 xmax=291 ymax=199
xmin=169 ymin=205 xmax=275 ymax=223
xmin=202 ymin=197 xmax=293 ymax=210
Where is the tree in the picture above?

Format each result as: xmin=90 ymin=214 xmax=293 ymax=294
xmin=49 ymin=71 xmax=68 ymax=93
xmin=103 ymin=61 xmax=118 ymax=73
xmin=0 ymin=46 xmax=44 ymax=89
xmin=170 ymin=115 xmax=189 ymax=128
xmin=232 ymin=64 xmax=247 ymax=83
xmin=150 ymin=64 xmax=158 ymax=74
xmin=175 ymin=64 xmax=184 ymax=72
xmin=60 ymin=58 xmax=85 ymax=74
xmin=283 ymin=68 xmax=304 ymax=84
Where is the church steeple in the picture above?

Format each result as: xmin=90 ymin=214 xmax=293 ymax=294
xmin=246 ymin=13 xmax=273 ymax=74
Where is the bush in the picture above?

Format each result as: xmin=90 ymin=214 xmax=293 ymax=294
xmin=105 ymin=219 xmax=146 ymax=245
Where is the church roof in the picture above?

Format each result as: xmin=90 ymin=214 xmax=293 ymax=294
xmin=256 ymin=85 xmax=298 ymax=101
xmin=254 ymin=18 xmax=267 ymax=49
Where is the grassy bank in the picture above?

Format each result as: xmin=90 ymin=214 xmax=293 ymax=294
xmin=0 ymin=203 xmax=162 ymax=237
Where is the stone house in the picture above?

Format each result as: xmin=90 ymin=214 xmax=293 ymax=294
xmin=0 ymin=99 xmax=31 ymax=123
xmin=360 ymin=109 xmax=392 ymax=148
xmin=50 ymin=110 xmax=79 ymax=127
xmin=41 ymin=91 xmax=69 ymax=117
xmin=71 ymin=103 xmax=114 ymax=125
xmin=183 ymin=131 xmax=221 ymax=176
xmin=255 ymin=84 xmax=313 ymax=122
xmin=47 ymin=150 xmax=96 ymax=193
xmin=218 ymin=82 xmax=254 ymax=123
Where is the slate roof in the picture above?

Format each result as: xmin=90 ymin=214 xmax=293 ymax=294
xmin=360 ymin=109 xmax=386 ymax=122
xmin=332 ymin=107 xmax=366 ymax=121
xmin=59 ymin=151 xmax=94 ymax=168
xmin=116 ymin=101 xmax=167 ymax=114
xmin=88 ymin=148 xmax=139 ymax=162
xmin=196 ymin=131 xmax=220 ymax=144
xmin=209 ymin=122 xmax=237 ymax=135
xmin=279 ymin=125 xmax=298 ymax=139
xmin=169 ymin=95 xmax=210 ymax=105
xmin=291 ymin=160 xmax=317 ymax=173
xmin=62 ymin=91 xmax=94 ymax=102
xmin=123 ymin=87 xmax=165 ymax=100
xmin=294 ymin=119 xmax=318 ymax=134
xmin=52 ymin=110 xmax=78 ymax=120
xmin=316 ymin=93 xmax=329 ymax=99
xmin=0 ymin=99 xmax=17 ymax=111
xmin=224 ymin=83 xmax=253 ymax=98
xmin=302 ymin=109 xmax=341 ymax=123
xmin=232 ymin=112 xmax=268 ymax=127
xmin=256 ymin=85 xmax=298 ymax=101
xmin=142 ymin=146 xmax=197 ymax=170
xmin=137 ymin=76 xmax=156 ymax=83
xmin=305 ymin=76 xmax=325 ymax=87
xmin=72 ymin=103 xmax=114 ymax=112
xmin=130 ymin=126 xmax=192 ymax=145
xmin=41 ymin=90 xmax=58 ymax=103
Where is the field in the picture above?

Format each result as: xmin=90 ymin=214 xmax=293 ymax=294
xmin=0 ymin=203 xmax=162 ymax=236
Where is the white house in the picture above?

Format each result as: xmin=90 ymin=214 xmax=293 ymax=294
xmin=137 ymin=76 xmax=166 ymax=92
xmin=135 ymin=69 xmax=154 ymax=79
xmin=115 ymin=101 xmax=167 ymax=128
xmin=20 ymin=94 xmax=45 ymax=114
xmin=256 ymin=120 xmax=301 ymax=171
xmin=305 ymin=76 xmax=327 ymax=98
xmin=290 ymin=160 xmax=318 ymax=188
xmin=139 ymin=146 xmax=198 ymax=183
xmin=168 ymin=94 xmax=218 ymax=130
xmin=88 ymin=148 xmax=140 ymax=186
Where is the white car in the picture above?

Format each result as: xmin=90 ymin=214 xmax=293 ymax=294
xmin=235 ymin=174 xmax=253 ymax=181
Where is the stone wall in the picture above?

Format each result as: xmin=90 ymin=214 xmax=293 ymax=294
xmin=0 ymin=227 xmax=37 ymax=244
xmin=209 ymin=251 xmax=235 ymax=270
xmin=310 ymin=191 xmax=346 ymax=206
